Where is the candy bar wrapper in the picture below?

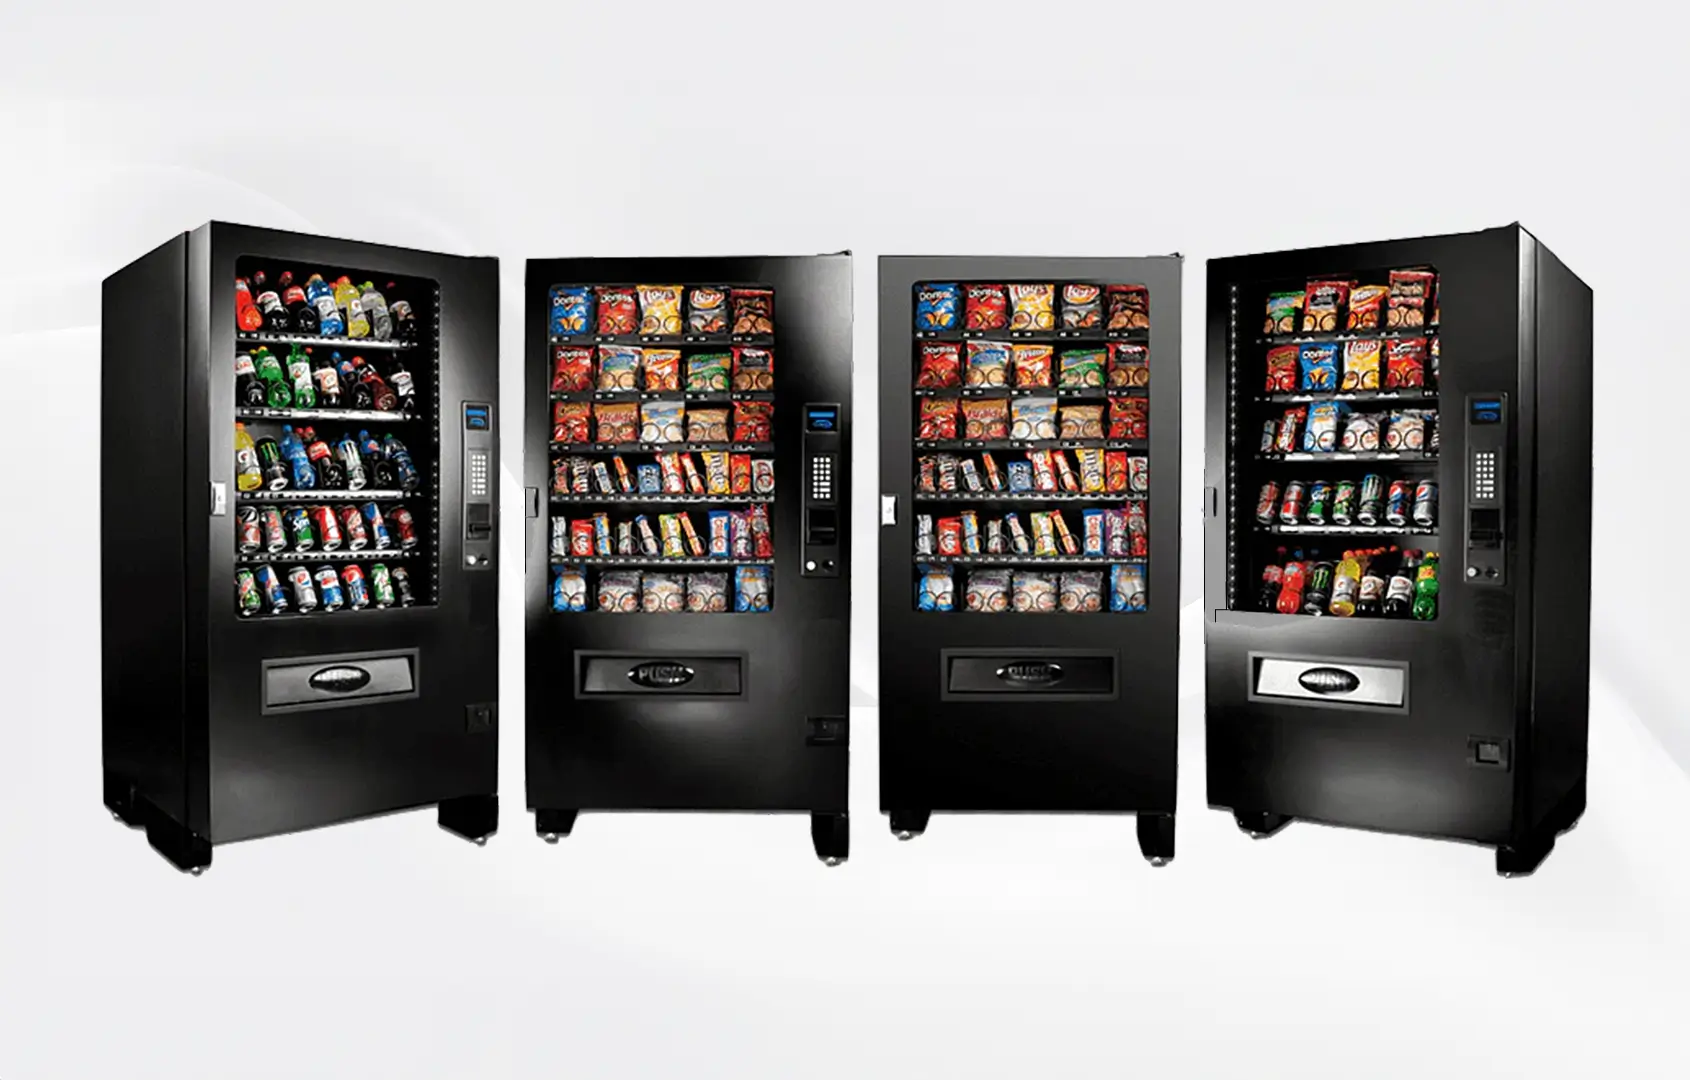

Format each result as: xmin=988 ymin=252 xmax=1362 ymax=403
xmin=1302 ymin=401 xmax=1348 ymax=453
xmin=730 ymin=453 xmax=753 ymax=494
xmin=937 ymin=454 xmax=959 ymax=492
xmin=920 ymin=397 xmax=959 ymax=440
xmin=593 ymin=512 xmax=613 ymax=556
xmin=1265 ymin=344 xmax=1299 ymax=392
xmin=1105 ymin=509 xmax=1131 ymax=558
xmin=917 ymin=341 xmax=962 ymax=388
xmin=1342 ymin=339 xmax=1382 ymax=391
xmin=1260 ymin=418 xmax=1279 ymax=453
xmin=734 ymin=565 xmax=773 ymax=612
xmin=592 ymin=461 xmax=616 ymax=494
xmin=1298 ymin=342 xmax=1340 ymax=392
xmin=612 ymin=455 xmax=635 ymax=493
xmin=1006 ymin=460 xmax=1033 ymax=493
xmin=635 ymin=515 xmax=660 ymax=556
xmin=598 ymin=570 xmax=642 ymax=613
xmin=1275 ymin=407 xmax=1305 ymax=453
xmin=658 ymin=452 xmax=686 ymax=494
xmin=552 ymin=400 xmax=591 ymax=443
xmin=1082 ymin=509 xmax=1106 ymax=556
xmin=636 ymin=463 xmax=661 ymax=494
xmin=550 ymin=285 xmax=594 ymax=337
xmin=915 ymin=282 xmax=961 ymax=332
xmin=1058 ymin=348 xmax=1106 ymax=389
xmin=617 ymin=520 xmax=635 ymax=556
xmin=1013 ymin=569 xmax=1058 ymax=613
xmin=550 ymin=457 xmax=570 ymax=495
xmin=681 ymin=453 xmax=706 ymax=495
xmin=687 ymin=287 xmax=729 ymax=335
xmin=1008 ymin=284 xmax=1056 ymax=332
xmin=730 ymin=510 xmax=755 ymax=559
xmin=570 ymin=457 xmax=591 ymax=493
xmin=1075 ymin=447 xmax=1106 ymax=493
xmin=1105 ymin=451 xmax=1130 ymax=493
xmin=1427 ymin=408 xmax=1440 ymax=452
xmin=1111 ymin=563 xmax=1148 ymax=612
xmin=1051 ymin=510 xmax=1078 ymax=555
xmin=1060 ymin=284 xmax=1103 ymax=329
xmin=960 ymin=510 xmax=982 ymax=555
xmin=686 ymin=352 xmax=731 ymax=393
xmin=1429 ymin=337 xmax=1440 ymax=386
xmin=962 ymin=398 xmax=1010 ymax=440
xmin=700 ymin=451 xmax=731 ymax=495
xmin=959 ymin=458 xmax=984 ymax=492
xmin=642 ymin=400 xmax=685 ymax=444
xmin=980 ymin=452 xmax=1003 ymax=491
xmin=916 ymin=565 xmax=954 ymax=611
xmin=1105 ymin=284 xmax=1151 ymax=331
xmin=1053 ymin=450 xmax=1080 ymax=492
xmin=595 ymin=401 xmax=639 ymax=444
xmin=551 ymin=345 xmax=594 ymax=392
xmin=1005 ymin=513 xmax=1031 ymax=555
xmin=596 ymin=287 xmax=638 ymax=335
xmin=750 ymin=504 xmax=774 ymax=559
xmin=752 ymin=458 xmax=775 ymax=496
xmin=985 ymin=518 xmax=1006 ymax=555
xmin=1011 ymin=343 xmax=1054 ymax=388
xmin=570 ymin=519 xmax=595 ymax=557
xmin=552 ymin=566 xmax=588 ymax=612
xmin=1299 ymin=279 xmax=1352 ymax=334
xmin=1127 ymin=455 xmax=1149 ymax=494
xmin=637 ymin=285 xmax=683 ymax=337
xmin=642 ymin=348 xmax=681 ymax=392
xmin=964 ymin=283 xmax=1009 ymax=331
xmin=964 ymin=568 xmax=1012 ymax=613
xmin=730 ymin=288 xmax=774 ymax=337
xmin=936 ymin=516 xmax=963 ymax=557
xmin=708 ymin=510 xmax=733 ymax=557
xmin=679 ymin=511 xmax=705 ymax=557
xmin=1031 ymin=511 xmax=1058 ymax=557
xmin=917 ymin=455 xmax=937 ymax=492
xmin=914 ymin=513 xmax=935 ymax=556
xmin=732 ymin=346 xmax=775 ymax=392
xmin=1263 ymin=290 xmax=1301 ymax=335
xmin=687 ymin=572 xmax=730 ymax=613
xmin=659 ymin=514 xmax=686 ymax=559
xmin=1126 ymin=502 xmax=1149 ymax=557
xmin=1059 ymin=404 xmax=1105 ymax=441
xmin=597 ymin=343 xmax=642 ymax=390
xmin=1386 ymin=269 xmax=1435 ymax=329
xmin=1027 ymin=449 xmax=1058 ymax=492
xmin=1060 ymin=570 xmax=1104 ymax=613
xmin=1107 ymin=342 xmax=1150 ymax=389
xmin=965 ymin=340 xmax=1010 ymax=387
xmin=642 ymin=572 xmax=685 ymax=613
xmin=733 ymin=401 xmax=774 ymax=443
xmin=1346 ymin=284 xmax=1387 ymax=331
xmin=687 ymin=407 xmax=730 ymax=444
xmin=1011 ymin=396 xmax=1058 ymax=441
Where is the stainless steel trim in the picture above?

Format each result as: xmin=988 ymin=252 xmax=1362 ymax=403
xmin=1254 ymin=656 xmax=1406 ymax=707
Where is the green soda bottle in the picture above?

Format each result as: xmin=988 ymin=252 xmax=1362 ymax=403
xmin=1412 ymin=551 xmax=1440 ymax=620
xmin=254 ymin=347 xmax=291 ymax=408
xmin=286 ymin=345 xmax=316 ymax=409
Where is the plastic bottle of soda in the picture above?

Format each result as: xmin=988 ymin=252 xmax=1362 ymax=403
xmin=253 ymin=347 xmax=291 ymax=408
xmin=359 ymin=430 xmax=397 ymax=488
xmin=254 ymin=275 xmax=288 ymax=331
xmin=1384 ymin=549 xmax=1419 ymax=619
xmin=1257 ymin=547 xmax=1287 ymax=610
xmin=355 ymin=356 xmax=398 ymax=412
xmin=283 ymin=273 xmax=318 ymax=334
xmin=280 ymin=425 xmax=316 ymax=490
xmin=391 ymin=299 xmax=417 ymax=344
xmin=334 ymin=276 xmax=370 ymax=338
xmin=1302 ymin=558 xmax=1334 ymax=615
xmin=285 ymin=345 xmax=316 ymax=409
xmin=306 ymin=274 xmax=345 ymax=336
xmin=234 ymin=423 xmax=264 ymax=492
xmin=1412 ymin=551 xmax=1440 ymax=621
xmin=235 ymin=277 xmax=264 ymax=331
xmin=387 ymin=355 xmax=416 ymax=412
xmin=1355 ymin=547 xmax=1390 ymax=617
xmin=1328 ymin=549 xmax=1362 ymax=616
xmin=1275 ymin=550 xmax=1307 ymax=615
xmin=313 ymin=350 xmax=343 ymax=408
xmin=359 ymin=281 xmax=392 ymax=341
xmin=302 ymin=427 xmax=345 ymax=488
xmin=383 ymin=433 xmax=421 ymax=492
xmin=235 ymin=353 xmax=266 ymax=407
xmin=339 ymin=355 xmax=376 ymax=409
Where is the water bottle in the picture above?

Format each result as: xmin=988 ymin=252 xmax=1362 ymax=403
xmin=359 ymin=281 xmax=392 ymax=341
xmin=280 ymin=425 xmax=316 ymax=489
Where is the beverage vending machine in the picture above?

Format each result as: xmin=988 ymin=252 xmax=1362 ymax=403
xmin=877 ymin=257 xmax=1182 ymax=863
xmin=101 ymin=222 xmax=500 ymax=873
xmin=524 ymin=256 xmax=853 ymax=863
xmin=1204 ymin=225 xmax=1592 ymax=876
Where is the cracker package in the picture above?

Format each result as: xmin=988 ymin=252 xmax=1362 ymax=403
xmin=550 ymin=285 xmax=593 ymax=336
xmin=1011 ymin=343 xmax=1054 ymax=387
xmin=687 ymin=407 xmax=730 ymax=443
xmin=641 ymin=400 xmax=685 ymax=444
xmin=642 ymin=347 xmax=681 ymax=392
xmin=1011 ymin=396 xmax=1058 ymax=441
xmin=596 ymin=287 xmax=637 ymax=335
xmin=596 ymin=344 xmax=642 ymax=391
xmin=1384 ymin=409 xmax=1427 ymax=451
xmin=965 ymin=340 xmax=1011 ymax=387
xmin=686 ymin=286 xmax=729 ymax=335
xmin=1263 ymin=290 xmax=1301 ymax=335
xmin=1339 ymin=411 xmax=1382 ymax=452
xmin=1106 ymin=284 xmax=1150 ymax=331
xmin=917 ymin=341 xmax=962 ymax=388
xmin=1058 ymin=348 xmax=1106 ymax=388
xmin=964 ymin=283 xmax=1008 ymax=331
xmin=733 ymin=400 xmax=773 ymax=443
xmin=1059 ymin=404 xmax=1104 ymax=441
xmin=598 ymin=570 xmax=642 ymax=613
xmin=642 ymin=572 xmax=685 ymax=613
xmin=1108 ymin=342 xmax=1150 ymax=388
xmin=1387 ymin=269 xmax=1436 ymax=329
xmin=550 ymin=345 xmax=594 ymax=392
xmin=1300 ymin=279 xmax=1352 ymax=333
xmin=964 ymin=568 xmax=1012 ymax=613
xmin=1341 ymin=339 xmax=1383 ymax=391
xmin=730 ymin=288 xmax=774 ymax=336
xmin=962 ymin=398 xmax=1010 ymax=440
xmin=551 ymin=400 xmax=591 ymax=443
xmin=1346 ymin=284 xmax=1388 ymax=331
xmin=594 ymin=401 xmax=638 ymax=444
xmin=732 ymin=346 xmax=775 ymax=392
xmin=1060 ymin=570 xmax=1104 ymax=613
xmin=1013 ymin=569 xmax=1058 ymax=613
xmin=1008 ymin=283 xmax=1056 ymax=331
xmin=637 ymin=285 xmax=683 ymax=336
xmin=686 ymin=352 xmax=731 ymax=392
xmin=915 ymin=282 xmax=961 ymax=332
xmin=687 ymin=572 xmax=730 ymax=613
xmin=1060 ymin=283 xmax=1103 ymax=329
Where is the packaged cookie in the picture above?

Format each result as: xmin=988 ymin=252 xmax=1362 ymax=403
xmin=637 ymin=285 xmax=683 ymax=336
xmin=1011 ymin=343 xmax=1054 ymax=387
xmin=1011 ymin=396 xmax=1058 ymax=441
xmin=636 ymin=464 xmax=661 ymax=494
xmin=1300 ymin=279 xmax=1352 ymax=333
xmin=597 ymin=344 xmax=642 ymax=391
xmin=1108 ymin=342 xmax=1150 ymax=388
xmin=686 ymin=351 xmax=731 ymax=392
xmin=551 ymin=345 xmax=594 ymax=392
xmin=1013 ymin=569 xmax=1059 ymax=613
xmin=730 ymin=288 xmax=775 ymax=336
xmin=915 ymin=282 xmax=961 ymax=332
xmin=959 ymin=458 xmax=983 ymax=491
xmin=964 ymin=283 xmax=1008 ymax=331
xmin=965 ymin=339 xmax=1011 ymax=387
xmin=1386 ymin=269 xmax=1435 ymax=329
xmin=732 ymin=346 xmax=775 ymax=392
xmin=594 ymin=401 xmax=639 ymax=444
xmin=1008 ymin=283 xmax=1056 ymax=331
xmin=962 ymin=397 xmax=1010 ymax=440
xmin=687 ymin=572 xmax=730 ymax=613
xmin=1106 ymin=284 xmax=1150 ymax=331
xmin=1346 ymin=284 xmax=1388 ymax=331
xmin=1108 ymin=397 xmax=1148 ymax=440
xmin=1006 ymin=460 xmax=1033 ymax=493
xmin=733 ymin=400 xmax=773 ymax=443
xmin=1265 ymin=344 xmax=1299 ymax=392
xmin=551 ymin=566 xmax=588 ymax=612
xmin=1059 ymin=404 xmax=1104 ymax=441
xmin=598 ymin=570 xmax=642 ymax=613
xmin=642 ymin=348 xmax=681 ymax=392
xmin=1263 ymin=290 xmax=1301 ymax=335
xmin=1298 ymin=342 xmax=1340 ymax=391
xmin=550 ymin=285 xmax=594 ymax=336
xmin=596 ymin=287 xmax=638 ymax=335
xmin=916 ymin=565 xmax=955 ymax=611
xmin=917 ymin=341 xmax=962 ymax=388
xmin=1110 ymin=563 xmax=1147 ymax=611
xmin=700 ymin=450 xmax=731 ymax=494
xmin=641 ymin=400 xmax=685 ymax=443
xmin=1341 ymin=339 xmax=1383 ymax=391
xmin=1075 ymin=447 xmax=1106 ymax=492
xmin=1060 ymin=570 xmax=1104 ymax=613
xmin=1384 ymin=338 xmax=1427 ymax=389
xmin=1339 ymin=411 xmax=1381 ymax=452
xmin=592 ymin=459 xmax=617 ymax=495
xmin=551 ymin=400 xmax=592 ymax=443
xmin=1060 ymin=284 xmax=1103 ymax=329
xmin=687 ymin=407 xmax=729 ymax=444
xmin=964 ymin=568 xmax=1012 ymax=613
xmin=642 ymin=572 xmax=685 ymax=613
xmin=687 ymin=286 xmax=729 ymax=334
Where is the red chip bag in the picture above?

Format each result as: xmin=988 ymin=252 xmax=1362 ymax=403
xmin=1106 ymin=284 xmax=1150 ymax=331
xmin=919 ymin=398 xmax=959 ymax=440
xmin=1265 ymin=345 xmax=1299 ymax=392
xmin=1384 ymin=338 xmax=1428 ymax=389
xmin=965 ymin=283 xmax=1008 ymax=331
xmin=916 ymin=341 xmax=962 ymax=388
xmin=596 ymin=287 xmax=637 ymax=335
xmin=550 ymin=345 xmax=594 ymax=392
xmin=1109 ymin=397 xmax=1149 ymax=440
xmin=551 ymin=400 xmax=592 ymax=443
xmin=733 ymin=400 xmax=774 ymax=443
xmin=730 ymin=453 xmax=753 ymax=494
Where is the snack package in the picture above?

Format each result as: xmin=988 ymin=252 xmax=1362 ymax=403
xmin=682 ymin=511 xmax=707 ymax=559
xmin=1011 ymin=343 xmax=1054 ymax=387
xmin=1029 ymin=512 xmax=1057 ymax=556
xmin=960 ymin=510 xmax=981 ymax=554
xmin=597 ymin=343 xmax=642 ymax=391
xmin=1011 ymin=396 xmax=1058 ymax=441
xmin=550 ymin=345 xmax=594 ymax=392
xmin=1339 ymin=411 xmax=1381 ymax=452
xmin=591 ymin=457 xmax=615 ymax=493
xmin=914 ymin=282 xmax=961 ymax=332
xmin=1051 ymin=511 xmax=1078 ymax=555
xmin=592 ymin=512 xmax=613 ymax=556
xmin=1384 ymin=409 xmax=1427 ymax=451
xmin=701 ymin=451 xmax=731 ymax=494
xmin=1060 ymin=284 xmax=1103 ymax=329
xmin=1008 ymin=283 xmax=1056 ymax=331
xmin=1387 ymin=269 xmax=1436 ymax=329
xmin=1127 ymin=455 xmax=1149 ymax=493
xmin=1275 ymin=406 xmax=1306 ymax=453
xmin=964 ymin=283 xmax=1008 ymax=331
xmin=1265 ymin=344 xmax=1299 ymax=392
xmin=1111 ymin=563 xmax=1147 ymax=611
xmin=596 ymin=287 xmax=638 ymax=335
xmin=733 ymin=567 xmax=771 ymax=614
xmin=1059 ymin=404 xmax=1105 ymax=441
xmin=1108 ymin=397 xmax=1149 ymax=440
xmin=637 ymin=285 xmax=683 ymax=336
xmin=750 ymin=505 xmax=775 ymax=558
xmin=1006 ymin=460 xmax=1033 ymax=492
xmin=1052 ymin=450 xmax=1079 ymax=492
xmin=687 ymin=572 xmax=730 ymax=613
xmin=1108 ymin=342 xmax=1150 ymax=388
xmin=1004 ymin=513 xmax=1031 ymax=554
xmin=687 ymin=407 xmax=730 ymax=444
xmin=1427 ymin=409 xmax=1440 ymax=452
xmin=1263 ymin=290 xmax=1301 ymax=335
xmin=917 ymin=341 xmax=962 ymax=388
xmin=1303 ymin=400 xmax=1349 ymax=452
xmin=1106 ymin=284 xmax=1151 ymax=331
xmin=1013 ymin=569 xmax=1058 ymax=613
xmin=549 ymin=456 xmax=571 ymax=495
xmin=634 ymin=515 xmax=660 ymax=556
xmin=914 ymin=514 xmax=935 ymax=555
xmin=1104 ymin=509 xmax=1131 ymax=557
xmin=569 ymin=519 xmax=594 ymax=557
xmin=686 ymin=351 xmax=731 ymax=392
xmin=687 ymin=287 xmax=729 ymax=334
xmin=751 ymin=458 xmax=775 ymax=495
xmin=616 ymin=520 xmax=635 ymax=555
xmin=1346 ymin=284 xmax=1388 ymax=331
xmin=965 ymin=340 xmax=1011 ymax=387
xmin=1075 ymin=447 xmax=1106 ymax=492
xmin=1298 ymin=342 xmax=1340 ymax=392
xmin=964 ymin=568 xmax=1012 ymax=613
xmin=985 ymin=518 xmax=1005 ymax=554
xmin=551 ymin=566 xmax=588 ymax=612
xmin=598 ymin=570 xmax=642 ymax=613
xmin=730 ymin=288 xmax=774 ymax=336
xmin=1126 ymin=502 xmax=1149 ymax=557
xmin=636 ymin=464 xmax=661 ymax=493
xmin=1429 ymin=336 xmax=1440 ymax=386
xmin=936 ymin=516 xmax=963 ymax=556
xmin=959 ymin=458 xmax=983 ymax=491
xmin=660 ymin=514 xmax=686 ymax=558
xmin=937 ymin=454 xmax=959 ymax=491
xmin=1260 ymin=418 xmax=1279 ymax=452
xmin=680 ymin=453 xmax=705 ymax=494
xmin=707 ymin=510 xmax=732 ymax=557
xmin=1341 ymin=339 xmax=1383 ymax=391
xmin=916 ymin=566 xmax=955 ymax=611
xmin=594 ymin=401 xmax=639 ymax=444
xmin=642 ymin=348 xmax=681 ymax=392
xmin=733 ymin=400 xmax=774 ymax=443
xmin=1300 ymin=279 xmax=1352 ymax=333
xmin=642 ymin=572 xmax=685 ymax=613
xmin=980 ymin=451 xmax=1003 ymax=490
xmin=962 ymin=398 xmax=1010 ymax=440
xmin=641 ymin=400 xmax=685 ymax=444
xmin=730 ymin=453 xmax=753 ymax=494
xmin=916 ymin=455 xmax=937 ymax=492
xmin=1384 ymin=338 xmax=1427 ymax=389
xmin=551 ymin=400 xmax=592 ymax=443
xmin=550 ymin=285 xmax=594 ymax=336
xmin=732 ymin=346 xmax=775 ymax=392
xmin=658 ymin=452 xmax=685 ymax=493
xmin=1060 ymin=570 xmax=1105 ymax=613
xmin=1082 ymin=509 xmax=1107 ymax=555
xmin=1058 ymin=348 xmax=1106 ymax=388
xmin=1027 ymin=449 xmax=1057 ymax=491
xmin=1106 ymin=451 xmax=1131 ymax=492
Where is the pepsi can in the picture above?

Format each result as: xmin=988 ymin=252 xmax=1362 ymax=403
xmin=362 ymin=502 xmax=392 ymax=550
xmin=284 ymin=506 xmax=315 ymax=551
xmin=314 ymin=566 xmax=345 ymax=612
xmin=338 ymin=504 xmax=369 ymax=551
xmin=1385 ymin=480 xmax=1412 ymax=527
xmin=370 ymin=563 xmax=395 ymax=608
xmin=237 ymin=507 xmax=264 ymax=554
xmin=235 ymin=568 xmax=262 ymax=616
xmin=256 ymin=564 xmax=288 ymax=612
xmin=1412 ymin=480 xmax=1438 ymax=527
xmin=286 ymin=565 xmax=318 ymax=612
xmin=260 ymin=506 xmax=288 ymax=553
xmin=342 ymin=564 xmax=370 ymax=609
xmin=312 ymin=505 xmax=343 ymax=551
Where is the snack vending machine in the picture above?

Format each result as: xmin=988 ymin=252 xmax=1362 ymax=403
xmin=877 ymin=257 xmax=1182 ymax=863
xmin=525 ymin=256 xmax=853 ymax=863
xmin=102 ymin=222 xmax=500 ymax=872
xmin=1204 ymin=224 xmax=1591 ymax=876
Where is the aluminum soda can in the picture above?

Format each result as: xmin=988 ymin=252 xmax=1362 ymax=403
xmin=235 ymin=568 xmax=262 ymax=616
xmin=1331 ymin=480 xmax=1358 ymax=525
xmin=287 ymin=565 xmax=318 ymax=612
xmin=337 ymin=436 xmax=368 ymax=490
xmin=362 ymin=502 xmax=391 ymax=549
xmin=260 ymin=506 xmax=288 ymax=553
xmin=1255 ymin=481 xmax=1281 ymax=524
xmin=1278 ymin=480 xmax=1306 ymax=525
xmin=1385 ymin=480 xmax=1412 ymax=527
xmin=256 ymin=564 xmax=288 ymax=612
xmin=312 ymin=504 xmax=342 ymax=551
xmin=284 ymin=506 xmax=315 ymax=551
xmin=370 ymin=563 xmax=395 ymax=608
xmin=342 ymin=564 xmax=370 ymax=609
xmin=314 ymin=566 xmax=345 ymax=611
xmin=1356 ymin=473 xmax=1385 ymax=527
xmin=237 ymin=506 xmax=264 ymax=554
xmin=338 ymin=504 xmax=369 ymax=550
xmin=388 ymin=505 xmax=418 ymax=550
xmin=390 ymin=565 xmax=416 ymax=607
xmin=1305 ymin=481 xmax=1332 ymax=525
xmin=1412 ymin=480 xmax=1438 ymax=527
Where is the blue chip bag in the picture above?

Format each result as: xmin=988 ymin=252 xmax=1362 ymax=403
xmin=735 ymin=565 xmax=773 ymax=612
xmin=1302 ymin=400 xmax=1350 ymax=453
xmin=550 ymin=285 xmax=593 ymax=337
xmin=916 ymin=565 xmax=955 ymax=611
xmin=1298 ymin=342 xmax=1340 ymax=392
xmin=915 ymin=283 xmax=961 ymax=332
xmin=637 ymin=464 xmax=662 ymax=493
xmin=1111 ymin=563 xmax=1147 ymax=611
xmin=552 ymin=565 xmax=588 ymax=612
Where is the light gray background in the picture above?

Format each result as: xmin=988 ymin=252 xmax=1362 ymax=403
xmin=3 ymin=4 xmax=1689 ymax=1078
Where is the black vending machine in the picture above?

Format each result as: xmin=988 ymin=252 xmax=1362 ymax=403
xmin=102 ymin=222 xmax=501 ymax=873
xmin=877 ymin=257 xmax=1183 ymax=863
xmin=1204 ymin=224 xmax=1591 ymax=875
xmin=524 ymin=256 xmax=854 ymax=863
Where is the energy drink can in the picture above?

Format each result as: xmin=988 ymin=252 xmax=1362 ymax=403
xmin=1278 ymin=480 xmax=1306 ymax=525
xmin=342 ymin=564 xmax=370 ymax=609
xmin=314 ymin=566 xmax=345 ymax=612
xmin=312 ymin=504 xmax=343 ymax=551
xmin=1356 ymin=473 xmax=1385 ymax=527
xmin=287 ymin=565 xmax=318 ymax=612
xmin=362 ymin=502 xmax=391 ymax=549
xmin=1305 ymin=481 xmax=1332 ymax=525
xmin=283 ymin=506 xmax=315 ymax=551
xmin=1385 ymin=480 xmax=1412 ymax=527
xmin=1255 ymin=481 xmax=1281 ymax=524
xmin=1331 ymin=480 xmax=1358 ymax=525
xmin=256 ymin=564 xmax=288 ymax=612
xmin=370 ymin=563 xmax=395 ymax=608
xmin=1412 ymin=480 xmax=1438 ymax=527
xmin=338 ymin=504 xmax=369 ymax=551
xmin=237 ymin=507 xmax=264 ymax=554
xmin=235 ymin=568 xmax=262 ymax=616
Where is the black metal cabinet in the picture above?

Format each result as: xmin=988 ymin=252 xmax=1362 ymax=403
xmin=1203 ymin=225 xmax=1591 ymax=875
xmin=877 ymin=256 xmax=1183 ymax=863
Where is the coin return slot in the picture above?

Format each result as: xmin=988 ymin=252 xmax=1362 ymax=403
xmin=806 ymin=507 xmax=838 ymax=546
xmin=1468 ymin=508 xmax=1501 ymax=548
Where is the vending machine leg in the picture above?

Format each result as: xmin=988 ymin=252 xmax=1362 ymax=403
xmin=1234 ymin=810 xmax=1293 ymax=839
xmin=104 ymin=770 xmax=143 ymax=828
xmin=535 ymin=808 xmax=579 ymax=843
xmin=144 ymin=806 xmax=212 ymax=875
xmin=438 ymin=793 xmax=499 ymax=845
xmin=888 ymin=809 xmax=931 ymax=841
xmin=811 ymin=812 xmax=849 ymax=866
xmin=1495 ymin=777 xmax=1585 ymax=878
xmin=1136 ymin=813 xmax=1176 ymax=866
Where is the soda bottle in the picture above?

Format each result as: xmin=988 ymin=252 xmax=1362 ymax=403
xmin=336 ymin=435 xmax=369 ymax=490
xmin=383 ymin=433 xmax=420 ymax=492
xmin=334 ymin=276 xmax=370 ymax=338
xmin=1258 ymin=554 xmax=1285 ymax=611
xmin=359 ymin=281 xmax=392 ymax=341
xmin=1355 ymin=548 xmax=1389 ymax=617
xmin=303 ymin=427 xmax=344 ymax=488
xmin=387 ymin=356 xmax=416 ymax=412
xmin=355 ymin=357 xmax=398 ymax=412
xmin=254 ymin=347 xmax=292 ymax=408
xmin=1276 ymin=551 xmax=1307 ymax=615
xmin=1412 ymin=551 xmax=1440 ymax=621
xmin=1302 ymin=559 xmax=1334 ymax=615
xmin=1384 ymin=549 xmax=1419 ymax=618
xmin=254 ymin=276 xmax=288 ymax=330
xmin=235 ymin=353 xmax=266 ymax=407
xmin=283 ymin=275 xmax=318 ymax=334
xmin=313 ymin=350 xmax=343 ymax=408
xmin=1329 ymin=549 xmax=1363 ymax=616
xmin=360 ymin=430 xmax=396 ymax=488
xmin=306 ymin=274 xmax=345 ymax=336
xmin=235 ymin=277 xmax=264 ymax=332
xmin=391 ymin=299 xmax=417 ymax=344
xmin=340 ymin=356 xmax=376 ymax=409
xmin=255 ymin=437 xmax=288 ymax=490
xmin=234 ymin=422 xmax=264 ymax=492
xmin=280 ymin=425 xmax=316 ymax=490
xmin=285 ymin=345 xmax=316 ymax=409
